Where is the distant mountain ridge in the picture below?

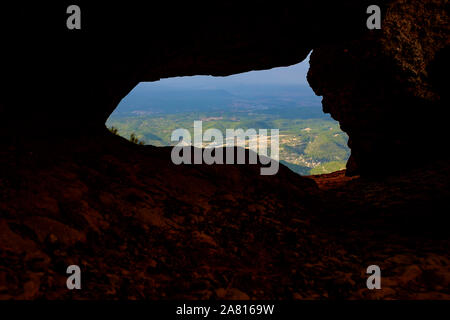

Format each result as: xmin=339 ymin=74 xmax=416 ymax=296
xmin=115 ymin=83 xmax=322 ymax=115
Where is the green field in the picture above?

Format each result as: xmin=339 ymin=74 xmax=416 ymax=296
xmin=107 ymin=108 xmax=350 ymax=175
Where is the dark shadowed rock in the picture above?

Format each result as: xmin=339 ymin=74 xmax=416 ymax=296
xmin=0 ymin=0 xmax=449 ymax=300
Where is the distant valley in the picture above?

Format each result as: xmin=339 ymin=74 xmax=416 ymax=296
xmin=107 ymin=83 xmax=350 ymax=175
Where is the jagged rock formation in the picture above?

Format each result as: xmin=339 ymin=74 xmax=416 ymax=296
xmin=308 ymin=0 xmax=449 ymax=175
xmin=0 ymin=1 xmax=449 ymax=299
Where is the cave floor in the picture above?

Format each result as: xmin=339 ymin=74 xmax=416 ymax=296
xmin=0 ymin=134 xmax=449 ymax=300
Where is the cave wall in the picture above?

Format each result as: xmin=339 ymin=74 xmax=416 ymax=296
xmin=308 ymin=0 xmax=449 ymax=175
xmin=0 ymin=1 xmax=447 ymax=175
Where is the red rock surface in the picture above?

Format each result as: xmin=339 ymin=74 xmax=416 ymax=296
xmin=0 ymin=134 xmax=448 ymax=299
xmin=308 ymin=0 xmax=449 ymax=175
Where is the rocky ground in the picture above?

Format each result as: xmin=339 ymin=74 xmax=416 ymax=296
xmin=309 ymin=167 xmax=450 ymax=299
xmin=0 ymin=133 xmax=449 ymax=299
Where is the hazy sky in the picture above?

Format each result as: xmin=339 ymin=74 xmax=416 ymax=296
xmin=140 ymin=53 xmax=311 ymax=89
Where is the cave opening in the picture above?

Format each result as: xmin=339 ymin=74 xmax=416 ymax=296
xmin=106 ymin=54 xmax=350 ymax=176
